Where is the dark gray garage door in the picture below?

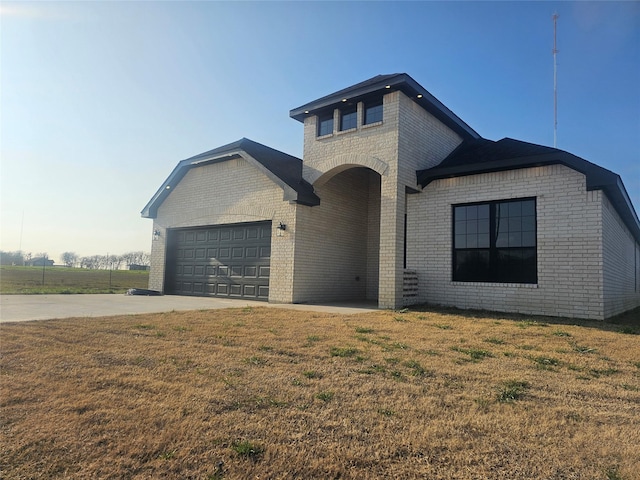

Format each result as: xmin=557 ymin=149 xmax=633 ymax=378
xmin=165 ymin=222 xmax=271 ymax=300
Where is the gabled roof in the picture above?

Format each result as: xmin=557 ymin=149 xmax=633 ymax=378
xmin=141 ymin=138 xmax=319 ymax=219
xmin=417 ymin=138 xmax=640 ymax=243
xmin=289 ymin=73 xmax=480 ymax=141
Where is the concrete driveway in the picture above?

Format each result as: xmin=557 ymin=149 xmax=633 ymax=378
xmin=0 ymin=294 xmax=378 ymax=323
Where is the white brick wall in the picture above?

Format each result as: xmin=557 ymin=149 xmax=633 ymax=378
xmin=602 ymin=193 xmax=640 ymax=317
xmin=407 ymin=164 xmax=618 ymax=320
xmin=149 ymin=157 xmax=297 ymax=303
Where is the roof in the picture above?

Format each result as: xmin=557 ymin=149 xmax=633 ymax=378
xmin=141 ymin=138 xmax=319 ymax=218
xmin=417 ymin=137 xmax=640 ymax=243
xmin=289 ymin=73 xmax=480 ymax=141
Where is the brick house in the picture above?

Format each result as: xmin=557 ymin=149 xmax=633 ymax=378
xmin=142 ymin=73 xmax=640 ymax=320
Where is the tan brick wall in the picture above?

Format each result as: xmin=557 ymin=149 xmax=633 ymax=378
xmin=292 ymin=168 xmax=378 ymax=303
xmin=397 ymin=92 xmax=463 ymax=188
xmin=149 ymin=157 xmax=297 ymax=303
xmin=602 ymin=193 xmax=640 ymax=317
xmin=407 ymin=164 xmax=611 ymax=320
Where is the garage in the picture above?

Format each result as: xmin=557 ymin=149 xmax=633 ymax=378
xmin=165 ymin=222 xmax=271 ymax=300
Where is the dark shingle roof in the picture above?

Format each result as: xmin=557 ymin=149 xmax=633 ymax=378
xmin=417 ymin=138 xmax=640 ymax=243
xmin=289 ymin=73 xmax=480 ymax=141
xmin=141 ymin=138 xmax=319 ymax=218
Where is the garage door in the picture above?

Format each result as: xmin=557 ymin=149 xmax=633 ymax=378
xmin=165 ymin=222 xmax=271 ymax=300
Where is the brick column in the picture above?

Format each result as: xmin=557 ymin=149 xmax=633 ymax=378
xmin=148 ymin=222 xmax=166 ymax=292
xmin=378 ymin=176 xmax=405 ymax=309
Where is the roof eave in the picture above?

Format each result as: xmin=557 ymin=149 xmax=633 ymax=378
xmin=289 ymin=73 xmax=479 ymax=140
xmin=141 ymin=141 xmax=320 ymax=219
xmin=417 ymin=153 xmax=640 ymax=244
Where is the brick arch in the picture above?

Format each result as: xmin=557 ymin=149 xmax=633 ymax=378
xmin=306 ymin=154 xmax=389 ymax=186
xmin=159 ymin=204 xmax=278 ymax=230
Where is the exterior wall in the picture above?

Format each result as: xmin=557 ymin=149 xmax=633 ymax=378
xmin=292 ymin=168 xmax=379 ymax=303
xmin=149 ymin=157 xmax=297 ymax=303
xmin=407 ymin=165 xmax=608 ymax=320
xmin=397 ymin=92 xmax=463 ymax=188
xmin=602 ymin=193 xmax=640 ymax=317
xmin=300 ymin=90 xmax=462 ymax=308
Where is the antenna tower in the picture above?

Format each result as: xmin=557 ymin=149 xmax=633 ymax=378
xmin=553 ymin=13 xmax=559 ymax=148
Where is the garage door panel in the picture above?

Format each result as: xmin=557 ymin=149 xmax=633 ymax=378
xmin=166 ymin=222 xmax=271 ymax=301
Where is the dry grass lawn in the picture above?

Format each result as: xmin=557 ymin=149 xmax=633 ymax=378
xmin=0 ymin=266 xmax=149 ymax=294
xmin=1 ymin=306 xmax=639 ymax=479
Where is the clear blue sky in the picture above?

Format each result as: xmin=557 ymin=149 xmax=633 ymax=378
xmin=1 ymin=1 xmax=638 ymax=263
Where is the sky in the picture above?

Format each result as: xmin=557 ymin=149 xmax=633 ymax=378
xmin=1 ymin=1 xmax=638 ymax=264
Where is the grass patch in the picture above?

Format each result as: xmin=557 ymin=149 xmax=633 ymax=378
xmin=231 ymin=440 xmax=262 ymax=458
xmin=618 ymin=326 xmax=639 ymax=335
xmin=497 ymin=380 xmax=530 ymax=403
xmin=451 ymin=346 xmax=494 ymax=362
xmin=315 ymin=391 xmax=334 ymax=402
xmin=531 ymin=355 xmax=561 ymax=370
xmin=0 ymin=265 xmax=149 ymax=294
xmin=572 ymin=344 xmax=597 ymax=354
xmin=355 ymin=326 xmax=375 ymax=334
xmin=329 ymin=346 xmax=359 ymax=358
xmin=552 ymin=330 xmax=572 ymax=337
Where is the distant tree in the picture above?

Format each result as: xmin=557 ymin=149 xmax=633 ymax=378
xmin=109 ymin=255 xmax=124 ymax=270
xmin=61 ymin=252 xmax=78 ymax=268
xmin=0 ymin=250 xmax=25 ymax=266
xmin=80 ymin=256 xmax=97 ymax=269
xmin=122 ymin=251 xmax=150 ymax=267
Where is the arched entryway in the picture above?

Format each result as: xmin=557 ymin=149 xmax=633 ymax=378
xmin=292 ymin=166 xmax=381 ymax=303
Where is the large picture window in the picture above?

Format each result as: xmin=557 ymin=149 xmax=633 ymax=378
xmin=453 ymin=198 xmax=537 ymax=283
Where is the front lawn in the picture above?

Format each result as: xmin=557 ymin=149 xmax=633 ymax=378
xmin=1 ymin=306 xmax=638 ymax=479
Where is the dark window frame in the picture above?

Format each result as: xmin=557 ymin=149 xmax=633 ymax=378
xmin=317 ymin=112 xmax=334 ymax=137
xmin=364 ymin=99 xmax=383 ymax=125
xmin=452 ymin=198 xmax=537 ymax=284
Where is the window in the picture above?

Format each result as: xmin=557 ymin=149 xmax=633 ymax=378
xmin=340 ymin=106 xmax=357 ymax=131
xmin=364 ymin=99 xmax=383 ymax=125
xmin=453 ymin=198 xmax=537 ymax=283
xmin=317 ymin=113 xmax=334 ymax=136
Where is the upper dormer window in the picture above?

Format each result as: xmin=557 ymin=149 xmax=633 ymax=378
xmin=364 ymin=99 xmax=383 ymax=125
xmin=318 ymin=113 xmax=334 ymax=137
xmin=340 ymin=106 xmax=357 ymax=131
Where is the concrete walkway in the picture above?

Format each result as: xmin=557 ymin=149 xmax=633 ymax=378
xmin=0 ymin=294 xmax=378 ymax=323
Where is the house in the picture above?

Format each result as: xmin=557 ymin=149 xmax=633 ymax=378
xmin=129 ymin=264 xmax=150 ymax=271
xmin=142 ymin=73 xmax=640 ymax=320
xmin=25 ymin=257 xmax=54 ymax=267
